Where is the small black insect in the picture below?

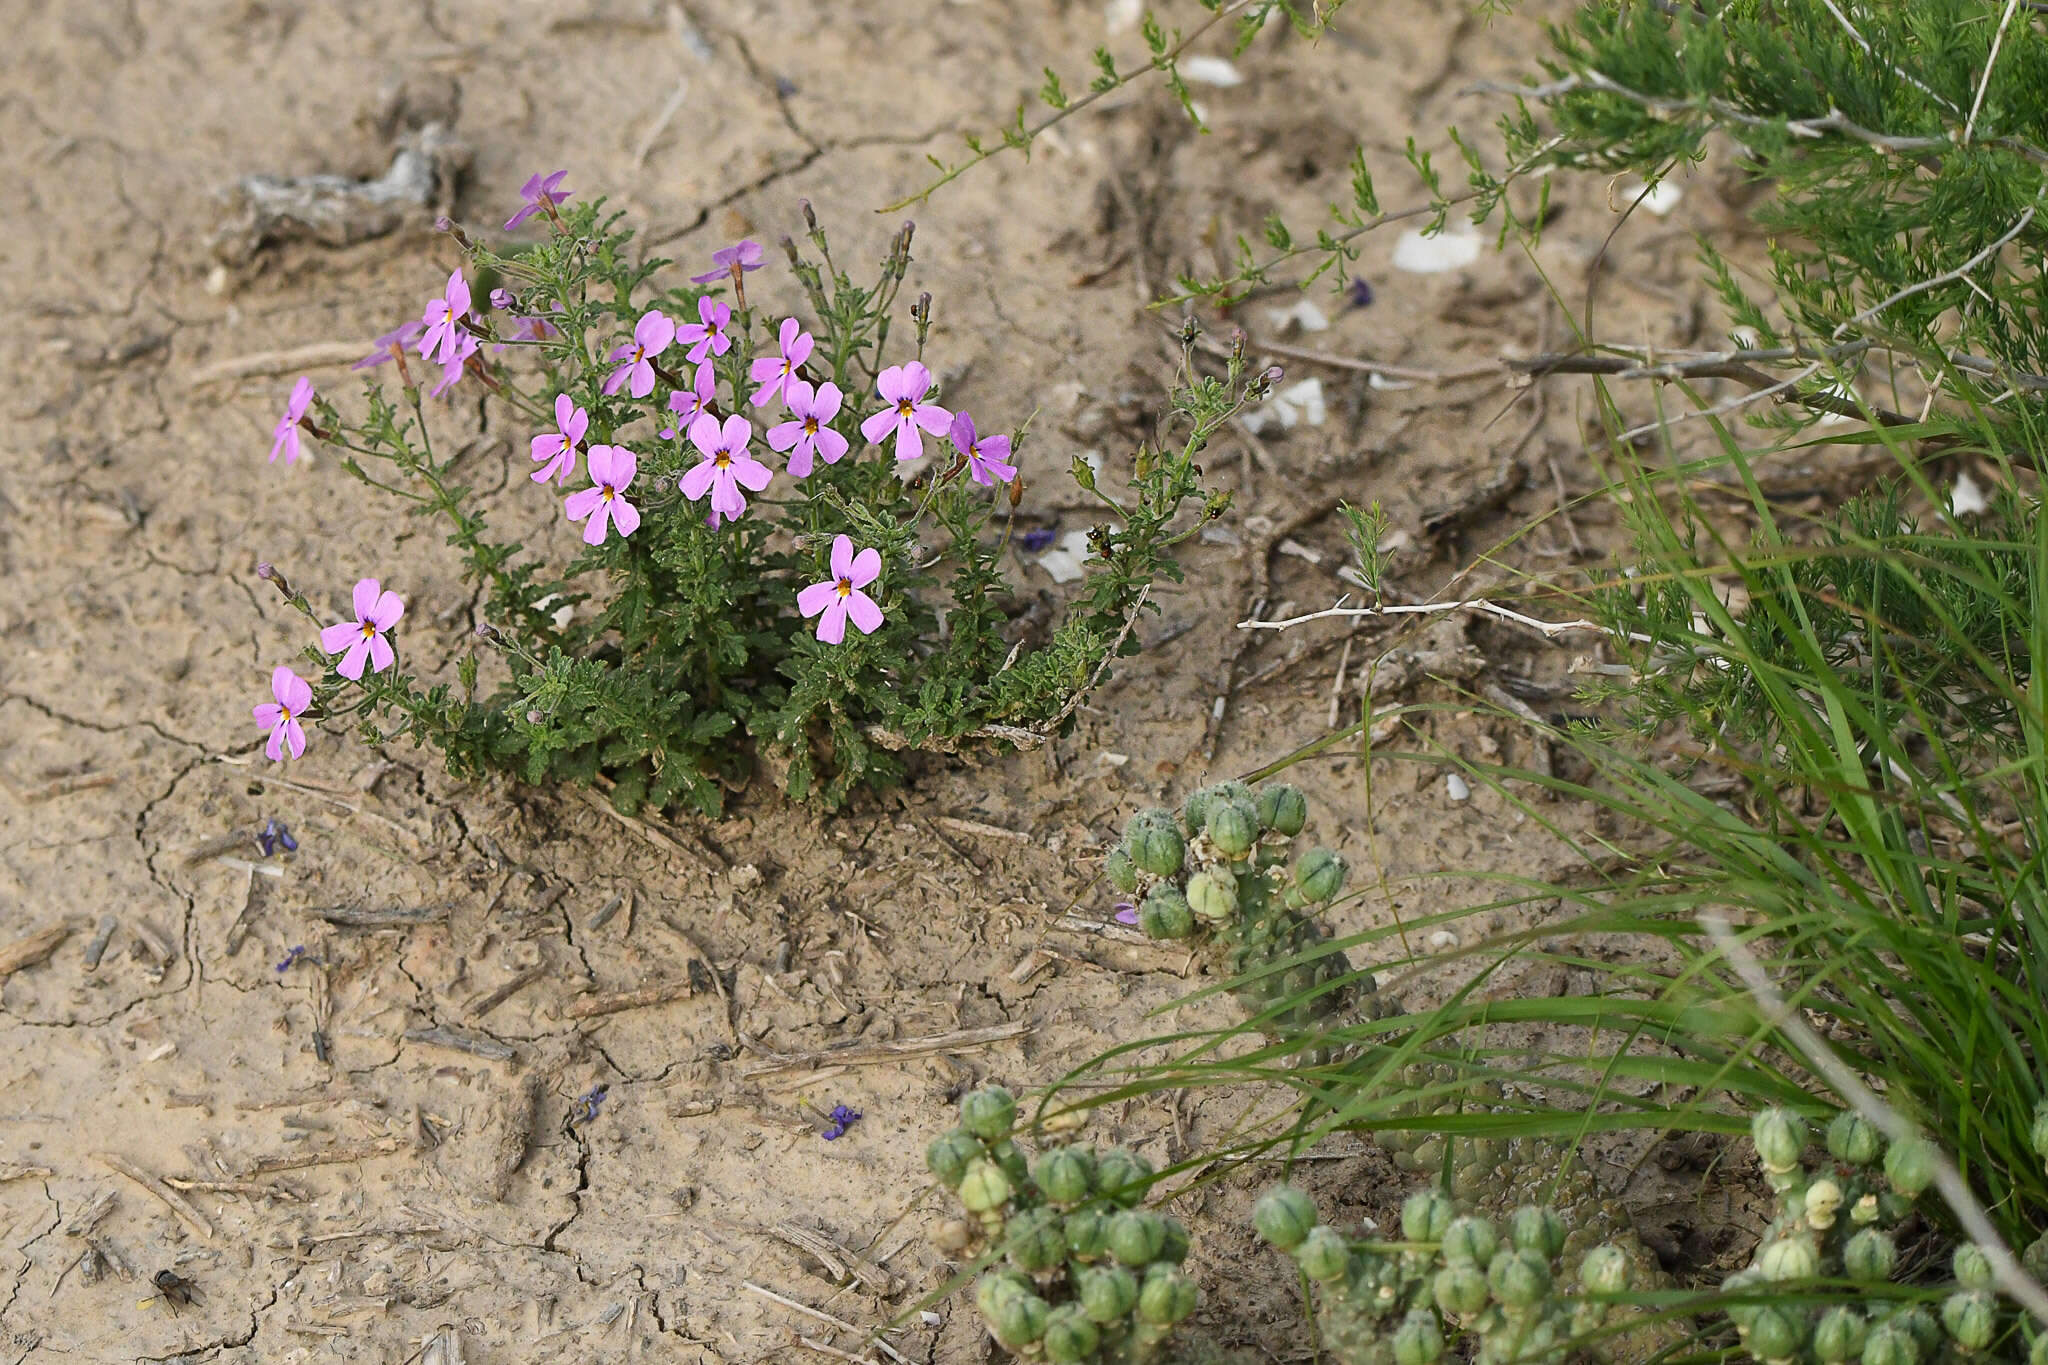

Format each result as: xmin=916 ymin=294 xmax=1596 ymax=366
xmin=152 ymin=1268 xmax=201 ymax=1313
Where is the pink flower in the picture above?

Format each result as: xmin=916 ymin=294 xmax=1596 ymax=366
xmin=531 ymin=393 xmax=587 ymax=485
xmin=269 ymin=377 xmax=315 ymax=465
xmin=859 ymin=362 xmax=952 ymax=462
xmin=658 ymin=363 xmax=716 ymax=439
xmin=505 ymin=169 xmax=569 ymax=231
xmin=949 ymin=412 xmax=1018 ymax=487
xmin=767 ymin=380 xmax=849 ymax=478
xmin=679 ymin=413 xmax=771 ymax=526
xmin=677 ymin=296 xmax=732 ymax=366
xmin=605 ymin=309 xmax=674 ymax=399
xmin=689 ymin=240 xmax=765 ymax=285
xmin=429 ymin=333 xmax=478 ymax=398
xmin=749 ymin=317 xmax=814 ymax=409
xmin=418 ymin=268 xmax=472 ymax=366
xmin=319 ymin=578 xmax=406 ymax=681
xmin=252 ymin=665 xmax=314 ymax=762
xmin=564 ymin=445 xmax=642 ymax=544
xmin=354 ymin=321 xmax=423 ymax=371
xmin=797 ymin=535 xmax=884 ymax=644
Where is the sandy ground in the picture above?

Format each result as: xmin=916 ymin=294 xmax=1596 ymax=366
xmin=0 ymin=2 xmax=1754 ymax=1360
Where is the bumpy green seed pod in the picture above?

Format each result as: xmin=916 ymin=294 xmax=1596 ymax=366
xmin=1108 ymin=1210 xmax=1168 ymax=1267
xmin=1722 ymin=1268 xmax=1766 ymax=1330
xmin=1125 ymin=809 xmax=1186 ymax=878
xmin=926 ymin=1128 xmax=981 ymax=1187
xmin=1255 ymin=782 xmax=1308 ymax=837
xmin=1094 ymin=1149 xmax=1152 ymax=1208
xmin=1758 ymin=1236 xmax=1820 ymax=1282
xmin=1954 ymin=1244 xmax=1995 ymax=1292
xmin=958 ymin=1159 xmax=1011 ymax=1216
xmin=2032 ymin=1100 xmax=2048 ymax=1161
xmin=1752 ymin=1108 xmax=1807 ymax=1173
xmin=1748 ymin=1304 xmax=1805 ymax=1361
xmin=1508 ymin=1206 xmax=1567 ymax=1259
xmin=1104 ymin=846 xmax=1141 ymax=895
xmin=1158 ymin=1216 xmax=1190 ymax=1265
xmin=1941 ymin=1291 xmax=1996 ymax=1352
xmin=1433 ymin=1264 xmax=1489 ymax=1315
xmin=1034 ymin=1147 xmax=1095 ymax=1207
xmin=1884 ymin=1136 xmax=1936 ymax=1196
xmin=1392 ymin=1309 xmax=1445 ymax=1365
xmin=1863 ymin=1321 xmax=1919 ymax=1365
xmin=1206 ymin=799 xmax=1259 ymax=859
xmin=1137 ymin=1265 xmax=1198 ymax=1326
xmin=1844 ymin=1228 xmax=1898 ymax=1283
xmin=1078 ymin=1263 xmax=1139 ymax=1324
xmin=2026 ymin=1233 xmax=2048 ymax=1283
xmin=1828 ymin=1111 xmax=1884 ymax=1166
xmin=1441 ymin=1216 xmax=1499 ymax=1267
xmin=991 ymin=1291 xmax=1051 ymax=1350
xmin=1183 ymin=782 xmax=1253 ymax=836
xmin=1293 ymin=848 xmax=1346 ymax=903
xmin=961 ymin=1086 xmax=1018 ymax=1142
xmin=1403 ymin=1189 xmax=1457 ymax=1244
xmin=1815 ymin=1306 xmax=1869 ymax=1364
xmin=1254 ymin=1186 xmax=1320 ymax=1250
xmin=988 ymin=1139 xmax=1031 ymax=1189
xmin=1579 ymin=1244 xmax=1629 ymax=1295
xmin=1041 ymin=1304 xmax=1101 ymax=1364
xmin=1005 ymin=1207 xmax=1068 ymax=1274
xmin=1185 ymin=870 xmax=1239 ymax=922
xmin=1139 ymin=884 xmax=1196 ymax=941
xmin=1898 ymin=1306 xmax=1941 ymax=1359
xmin=976 ymin=1269 xmax=1033 ymax=1321
xmin=1487 ymin=1249 xmax=1551 ymax=1310
xmin=1065 ymin=1206 xmax=1112 ymax=1260
xmin=1296 ymin=1226 xmax=1351 ymax=1283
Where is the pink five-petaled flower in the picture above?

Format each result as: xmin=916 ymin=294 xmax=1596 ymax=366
xmin=748 ymin=317 xmax=814 ymax=409
xmin=353 ymin=320 xmax=423 ymax=371
xmin=269 ymin=377 xmax=316 ymax=465
xmin=319 ymin=578 xmax=406 ymax=681
xmin=504 ymin=169 xmax=569 ymax=231
xmin=659 ymin=363 xmax=716 ymax=439
xmin=429 ymin=333 xmax=478 ymax=398
xmin=677 ymin=296 xmax=732 ymax=366
xmin=689 ymin=240 xmax=765 ymax=285
xmin=680 ymin=413 xmax=771 ymax=526
xmin=417 ymin=268 xmax=472 ymax=366
xmin=767 ymin=380 xmax=849 ymax=478
xmin=949 ymin=411 xmax=1019 ymax=487
xmin=605 ymin=309 xmax=674 ymax=399
xmin=859 ymin=362 xmax=952 ymax=462
xmin=564 ymin=445 xmax=642 ymax=544
xmin=797 ymin=535 xmax=885 ymax=645
xmin=252 ymin=665 xmax=314 ymax=762
xmin=531 ymin=393 xmax=588 ymax=485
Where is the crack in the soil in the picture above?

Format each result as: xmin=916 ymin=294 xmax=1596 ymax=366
xmin=540 ymin=1121 xmax=593 ymax=1266
xmin=0 ymin=1182 xmax=61 ymax=1331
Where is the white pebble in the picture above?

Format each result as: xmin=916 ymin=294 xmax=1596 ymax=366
xmin=1427 ymin=930 xmax=1458 ymax=951
xmin=1392 ymin=224 xmax=1483 ymax=274
xmin=1951 ymin=470 xmax=1989 ymax=517
xmin=1445 ymin=773 xmax=1471 ymax=802
xmin=1179 ymin=56 xmax=1245 ymax=87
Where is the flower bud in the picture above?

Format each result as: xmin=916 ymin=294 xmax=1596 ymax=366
xmin=1884 ymin=1135 xmax=1936 ymax=1196
xmin=1863 ymin=1321 xmax=1919 ymax=1365
xmin=255 ymin=561 xmax=277 ymax=580
xmin=1578 ymin=1244 xmax=1629 ymax=1295
xmin=961 ymin=1086 xmax=1018 ymax=1142
xmin=925 ymin=1128 xmax=981 ymax=1187
xmin=1748 ymin=1303 xmax=1805 ymax=1361
xmin=1254 ymin=1186 xmax=1319 ymax=1250
xmin=1814 ymin=1306 xmax=1868 ymax=1364
xmin=1392 ymin=1309 xmax=1445 ymax=1365
xmin=474 ymin=620 xmax=498 ymax=639
xmin=1108 ymin=1210 xmax=1168 ymax=1267
xmin=1401 ymin=1189 xmax=1456 ymax=1244
xmin=1093 ymin=1149 xmax=1152 ymax=1208
xmin=991 ymin=1291 xmax=1050 ymax=1349
xmin=1295 ymin=1225 xmax=1351 ymax=1283
xmin=1077 ymin=1264 xmax=1138 ymax=1323
xmin=1138 ymin=884 xmax=1195 ymax=941
xmin=1255 ymin=782 xmax=1308 ymax=836
xmin=1137 ymin=1265 xmax=1198 ymax=1326
xmin=1205 ymin=799 xmax=1259 ymax=859
xmin=1185 ymin=870 xmax=1238 ymax=922
xmin=1433 ymin=1263 xmax=1488 ymax=1315
xmin=1721 ymin=1268 xmax=1765 ymax=1330
xmin=1751 ymin=1108 xmax=1807 ymax=1174
xmin=1064 ymin=1206 xmax=1112 ymax=1260
xmin=1441 ymin=1215 xmax=1499 ymax=1267
xmin=1757 ymin=1236 xmax=1819 ymax=1282
xmin=1941 ymin=1290 xmax=1995 ymax=1352
xmin=958 ymin=1160 xmax=1012 ymax=1216
xmin=1804 ymin=1177 xmax=1844 ymax=1229
xmin=1852 ymin=1192 xmax=1881 ymax=1225
xmin=1004 ymin=1207 xmax=1067 ymax=1274
xmin=1843 ymin=1228 xmax=1898 ymax=1282
xmin=1828 ymin=1111 xmax=1883 ymax=1166
xmin=932 ymin=1217 xmax=974 ymax=1252
xmin=1900 ymin=1306 xmax=1942 ymax=1358
xmin=1293 ymin=848 xmax=1346 ymax=903
xmin=1488 ymin=1249 xmax=1551 ymax=1310
xmin=1953 ymin=1243 xmax=1995 ymax=1292
xmin=1041 ymin=1305 xmax=1100 ymax=1364
xmin=1182 ymin=781 xmax=1251 ymax=835
xmin=974 ymin=1269 xmax=1032 ymax=1321
xmin=1103 ymin=846 xmax=1141 ymax=894
xmin=1123 ymin=808 xmax=1186 ymax=878
xmin=1508 ymin=1206 xmax=1567 ymax=1259
xmin=1034 ymin=1147 xmax=1096 ymax=1206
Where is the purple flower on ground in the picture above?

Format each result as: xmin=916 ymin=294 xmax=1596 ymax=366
xmin=859 ymin=362 xmax=952 ymax=462
xmin=797 ymin=535 xmax=884 ymax=645
xmin=353 ymin=321 xmax=424 ymax=371
xmin=689 ymin=240 xmax=765 ymax=285
xmin=1020 ymin=526 xmax=1057 ymax=552
xmin=677 ymin=296 xmax=732 ymax=366
xmin=680 ymin=413 xmax=771 ymax=526
xmin=1113 ymin=901 xmax=1139 ymax=926
xmin=570 ymin=1083 xmax=610 ymax=1126
xmin=268 ymin=377 xmax=316 ymax=465
xmin=252 ymin=665 xmax=313 ymax=762
xmin=489 ymin=288 xmax=515 ymax=311
xmin=565 ymin=445 xmax=642 ymax=544
xmin=658 ymin=363 xmax=717 ymax=439
xmin=417 ymin=268 xmax=472 ymax=366
xmin=821 ymin=1103 xmax=861 ymax=1140
xmin=429 ymin=333 xmax=478 ymax=398
xmin=319 ymin=577 xmax=406 ymax=681
xmin=531 ymin=393 xmax=588 ymax=485
xmin=1346 ymin=276 xmax=1375 ymax=309
xmin=604 ymin=309 xmax=674 ymax=399
xmin=256 ymin=817 xmax=297 ymax=857
xmin=504 ymin=169 xmax=569 ymax=231
xmin=948 ymin=412 xmax=1018 ymax=487
xmin=766 ymin=380 xmax=848 ymax=478
xmin=748 ymin=317 xmax=814 ymax=409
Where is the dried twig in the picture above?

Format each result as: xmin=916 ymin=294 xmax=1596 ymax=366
xmin=466 ymin=964 xmax=548 ymax=1019
xmin=403 ymin=1025 xmax=518 ymax=1061
xmin=0 ymin=923 xmax=75 ymax=980
xmin=743 ymin=1283 xmax=911 ymax=1365
xmin=562 ymin=978 xmax=697 ymax=1019
xmin=186 ymin=341 xmax=370 ymax=387
xmin=96 ymin=1153 xmax=214 ymax=1241
xmin=1241 ymin=595 xmax=1653 ymax=644
xmin=313 ymin=904 xmax=451 ymax=928
xmin=741 ymin=1020 xmax=1029 ymax=1078
xmin=241 ymin=1137 xmax=408 ymax=1176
